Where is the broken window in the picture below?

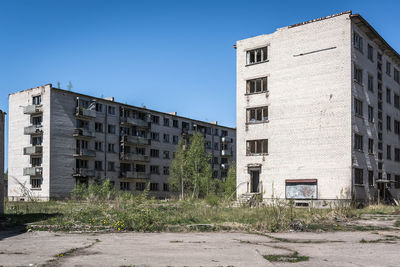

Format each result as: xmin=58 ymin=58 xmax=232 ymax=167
xmin=32 ymin=95 xmax=42 ymax=105
xmin=354 ymin=65 xmax=363 ymax=84
xmin=150 ymin=165 xmax=159 ymax=174
xmin=150 ymin=183 xmax=159 ymax=191
xmin=354 ymin=168 xmax=363 ymax=185
xmin=247 ymin=106 xmax=268 ymax=123
xmin=163 ymin=166 xmax=169 ymax=175
xmin=136 ymin=164 xmax=146 ymax=173
xmin=354 ymin=98 xmax=363 ymax=116
xmin=32 ymin=116 xmax=42 ymax=126
xmin=246 ymin=77 xmax=268 ymax=94
xmin=354 ymin=134 xmax=363 ymax=151
xmin=246 ymin=46 xmax=268 ymax=65
xmin=120 ymin=182 xmax=130 ymax=191
xmin=246 ymin=139 xmax=268 ymax=155
xmin=31 ymin=178 xmax=42 ymax=189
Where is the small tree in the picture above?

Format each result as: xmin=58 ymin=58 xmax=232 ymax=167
xmin=224 ymin=163 xmax=236 ymax=199
xmin=169 ymin=133 xmax=213 ymax=199
xmin=169 ymin=138 xmax=188 ymax=199
xmin=186 ymin=133 xmax=212 ymax=198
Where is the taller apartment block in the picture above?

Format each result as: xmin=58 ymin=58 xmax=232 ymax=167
xmin=236 ymin=11 xmax=400 ymax=205
xmin=8 ymin=84 xmax=235 ymax=200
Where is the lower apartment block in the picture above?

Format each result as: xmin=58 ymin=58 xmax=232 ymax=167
xmin=8 ymin=84 xmax=236 ymax=200
xmin=236 ymin=11 xmax=400 ymax=206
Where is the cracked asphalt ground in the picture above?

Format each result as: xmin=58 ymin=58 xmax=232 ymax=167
xmin=1 ymin=230 xmax=400 ymax=267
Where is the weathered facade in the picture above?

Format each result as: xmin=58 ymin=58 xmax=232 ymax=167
xmin=236 ymin=11 xmax=400 ymax=206
xmin=8 ymin=85 xmax=236 ymax=200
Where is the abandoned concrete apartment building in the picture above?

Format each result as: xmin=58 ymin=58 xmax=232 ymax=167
xmin=236 ymin=11 xmax=400 ymax=206
xmin=8 ymin=85 xmax=236 ymax=200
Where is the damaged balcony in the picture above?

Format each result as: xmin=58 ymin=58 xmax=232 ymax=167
xmin=221 ymin=136 xmax=233 ymax=143
xmin=120 ymin=117 xmax=149 ymax=128
xmin=221 ymin=149 xmax=232 ymax=156
xmin=73 ymin=128 xmax=95 ymax=139
xmin=75 ymin=107 xmax=96 ymax=119
xmin=121 ymin=135 xmax=150 ymax=146
xmin=23 ymin=166 xmax=42 ymax=176
xmin=120 ymin=152 xmax=149 ymax=162
xmin=73 ymin=168 xmax=95 ymax=177
xmin=120 ymin=171 xmax=149 ymax=180
xmin=221 ymin=163 xmax=229 ymax=170
xmin=24 ymin=125 xmax=43 ymax=135
xmin=23 ymin=105 xmax=43 ymax=115
xmin=73 ymin=148 xmax=96 ymax=158
xmin=23 ymin=146 xmax=43 ymax=156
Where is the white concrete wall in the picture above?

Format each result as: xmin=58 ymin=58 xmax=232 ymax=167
xmin=236 ymin=13 xmax=353 ymax=201
xmin=8 ymin=85 xmax=51 ymax=200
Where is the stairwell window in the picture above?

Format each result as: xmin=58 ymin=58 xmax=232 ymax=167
xmin=354 ymin=98 xmax=363 ymax=117
xmin=246 ymin=46 xmax=268 ymax=65
xmin=368 ymin=171 xmax=374 ymax=186
xmin=246 ymin=77 xmax=268 ymax=94
xmin=394 ymin=68 xmax=399 ymax=83
xmin=246 ymin=139 xmax=268 ymax=155
xmin=354 ymin=65 xmax=363 ymax=84
xmin=354 ymin=134 xmax=363 ymax=151
xmin=247 ymin=106 xmax=268 ymax=123
xmin=353 ymin=32 xmax=363 ymax=52
xmin=367 ymin=44 xmax=373 ymax=61
xmin=354 ymin=168 xmax=364 ymax=185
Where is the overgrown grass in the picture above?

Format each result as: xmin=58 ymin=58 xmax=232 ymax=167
xmin=2 ymin=181 xmax=399 ymax=233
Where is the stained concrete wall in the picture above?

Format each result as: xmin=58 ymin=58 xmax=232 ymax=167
xmin=9 ymin=86 xmax=236 ymax=200
xmin=236 ymin=13 xmax=353 ymax=202
xmin=351 ymin=21 xmax=400 ymax=201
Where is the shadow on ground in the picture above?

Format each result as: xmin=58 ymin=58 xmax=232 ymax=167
xmin=0 ymin=213 xmax=59 ymax=240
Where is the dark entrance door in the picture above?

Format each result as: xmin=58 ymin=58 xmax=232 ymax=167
xmin=251 ymin=170 xmax=260 ymax=193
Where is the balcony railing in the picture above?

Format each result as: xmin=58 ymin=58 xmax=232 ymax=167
xmin=23 ymin=166 xmax=42 ymax=176
xmin=23 ymin=146 xmax=43 ymax=155
xmin=73 ymin=149 xmax=96 ymax=157
xmin=120 ymin=117 xmax=149 ymax=128
xmin=121 ymin=135 xmax=149 ymax=145
xmin=221 ymin=136 xmax=233 ymax=143
xmin=74 ymin=168 xmax=95 ymax=177
xmin=120 ymin=152 xmax=149 ymax=162
xmin=75 ymin=107 xmax=96 ymax=118
xmin=73 ymin=128 xmax=95 ymax=138
xmin=23 ymin=105 xmax=43 ymax=115
xmin=24 ymin=125 xmax=43 ymax=135
xmin=221 ymin=149 xmax=232 ymax=156
xmin=120 ymin=171 xmax=149 ymax=180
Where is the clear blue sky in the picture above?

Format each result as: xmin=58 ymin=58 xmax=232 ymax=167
xmin=1 ymin=0 xmax=399 ymax=167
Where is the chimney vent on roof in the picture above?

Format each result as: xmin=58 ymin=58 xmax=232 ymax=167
xmin=210 ymin=121 xmax=218 ymax=125
xmin=104 ymin=97 xmax=114 ymax=101
xmin=168 ymin=112 xmax=177 ymax=116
